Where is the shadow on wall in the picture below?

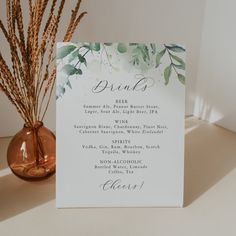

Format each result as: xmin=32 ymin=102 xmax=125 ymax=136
xmin=216 ymin=115 xmax=236 ymax=133
xmin=184 ymin=117 xmax=236 ymax=206
xmin=0 ymin=174 xmax=55 ymax=222
xmin=194 ymin=95 xmax=236 ymax=132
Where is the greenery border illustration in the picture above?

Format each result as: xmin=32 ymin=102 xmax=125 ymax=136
xmin=56 ymin=43 xmax=186 ymax=99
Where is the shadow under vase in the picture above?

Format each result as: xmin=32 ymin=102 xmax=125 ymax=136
xmin=0 ymin=174 xmax=55 ymax=222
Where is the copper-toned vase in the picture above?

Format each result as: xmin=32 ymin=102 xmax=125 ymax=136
xmin=7 ymin=122 xmax=56 ymax=181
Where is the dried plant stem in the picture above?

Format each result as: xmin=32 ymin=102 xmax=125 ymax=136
xmin=0 ymin=0 xmax=87 ymax=127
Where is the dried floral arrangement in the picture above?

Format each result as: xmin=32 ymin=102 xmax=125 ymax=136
xmin=0 ymin=0 xmax=87 ymax=127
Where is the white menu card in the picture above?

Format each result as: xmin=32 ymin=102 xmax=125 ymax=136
xmin=56 ymin=43 xmax=185 ymax=207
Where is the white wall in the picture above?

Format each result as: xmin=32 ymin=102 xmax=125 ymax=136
xmin=194 ymin=0 xmax=236 ymax=132
xmin=1 ymin=0 xmax=206 ymax=137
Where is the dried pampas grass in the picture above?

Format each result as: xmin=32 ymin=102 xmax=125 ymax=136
xmin=0 ymin=0 xmax=87 ymax=126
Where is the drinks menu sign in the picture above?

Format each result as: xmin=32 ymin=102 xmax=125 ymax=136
xmin=56 ymin=42 xmax=185 ymax=207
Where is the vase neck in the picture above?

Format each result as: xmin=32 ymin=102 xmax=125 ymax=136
xmin=24 ymin=121 xmax=43 ymax=129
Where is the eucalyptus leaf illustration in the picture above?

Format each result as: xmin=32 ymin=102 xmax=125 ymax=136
xmin=78 ymin=54 xmax=87 ymax=66
xmin=57 ymin=45 xmax=77 ymax=59
xmin=150 ymin=43 xmax=156 ymax=54
xmin=117 ymin=43 xmax=127 ymax=53
xmin=177 ymin=74 xmax=185 ymax=85
xmin=62 ymin=64 xmax=81 ymax=75
xmin=164 ymin=44 xmax=186 ymax=84
xmin=66 ymin=80 xmax=72 ymax=89
xmin=139 ymin=44 xmax=150 ymax=62
xmin=173 ymin=63 xmax=185 ymax=70
xmin=165 ymin=44 xmax=185 ymax=53
xmin=164 ymin=65 xmax=172 ymax=85
xmin=170 ymin=54 xmax=185 ymax=70
xmin=155 ymin=48 xmax=166 ymax=67
xmin=68 ymin=49 xmax=79 ymax=62
xmin=90 ymin=42 xmax=101 ymax=51
xmin=57 ymin=43 xmax=186 ymax=99
xmin=77 ymin=68 xmax=82 ymax=75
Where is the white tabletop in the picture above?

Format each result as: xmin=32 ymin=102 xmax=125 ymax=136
xmin=1 ymin=117 xmax=236 ymax=236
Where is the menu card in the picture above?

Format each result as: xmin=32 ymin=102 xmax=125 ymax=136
xmin=56 ymin=42 xmax=185 ymax=207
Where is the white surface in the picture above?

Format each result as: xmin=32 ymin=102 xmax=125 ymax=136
xmin=1 ymin=117 xmax=236 ymax=235
xmin=0 ymin=0 xmax=206 ymax=137
xmin=194 ymin=0 xmax=236 ymax=132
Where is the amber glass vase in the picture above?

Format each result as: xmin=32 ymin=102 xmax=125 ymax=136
xmin=7 ymin=121 xmax=56 ymax=181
